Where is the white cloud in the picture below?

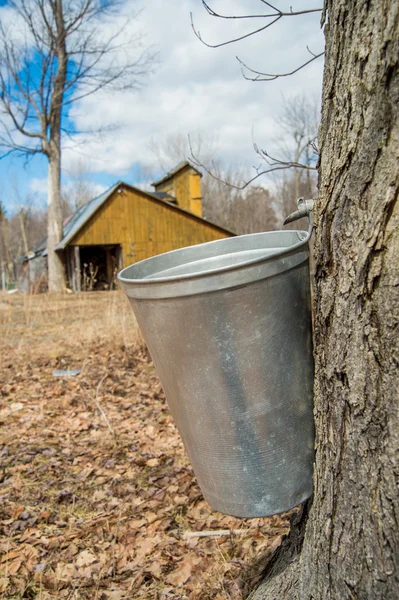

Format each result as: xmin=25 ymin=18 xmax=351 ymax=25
xmin=29 ymin=176 xmax=107 ymax=202
xmin=29 ymin=177 xmax=48 ymax=195
xmin=22 ymin=1 xmax=326 ymax=187
xmin=62 ymin=180 xmax=108 ymax=198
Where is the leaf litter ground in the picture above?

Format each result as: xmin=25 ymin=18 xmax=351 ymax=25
xmin=0 ymin=292 xmax=293 ymax=599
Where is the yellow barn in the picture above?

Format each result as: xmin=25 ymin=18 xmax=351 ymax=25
xmin=54 ymin=162 xmax=234 ymax=292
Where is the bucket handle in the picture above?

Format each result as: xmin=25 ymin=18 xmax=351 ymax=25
xmin=283 ymin=198 xmax=314 ymax=238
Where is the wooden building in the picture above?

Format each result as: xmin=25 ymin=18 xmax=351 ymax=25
xmin=152 ymin=161 xmax=203 ymax=216
xmin=19 ymin=162 xmax=234 ymax=292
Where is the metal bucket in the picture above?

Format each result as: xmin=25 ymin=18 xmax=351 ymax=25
xmin=118 ymin=224 xmax=314 ymax=518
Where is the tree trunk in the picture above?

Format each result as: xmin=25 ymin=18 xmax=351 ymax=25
xmin=46 ymin=0 xmax=67 ymax=294
xmin=19 ymin=211 xmax=29 ymax=255
xmin=47 ymin=146 xmax=65 ymax=293
xmin=250 ymin=1 xmax=399 ymax=599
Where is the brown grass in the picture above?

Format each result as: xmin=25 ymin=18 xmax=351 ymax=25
xmin=0 ymin=290 xmax=139 ymax=353
xmin=0 ymin=291 xmax=290 ymax=600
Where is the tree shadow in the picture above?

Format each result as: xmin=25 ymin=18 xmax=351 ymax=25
xmin=239 ymin=500 xmax=311 ymax=598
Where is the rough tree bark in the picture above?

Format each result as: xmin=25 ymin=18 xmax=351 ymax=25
xmin=45 ymin=0 xmax=68 ymax=293
xmin=250 ymin=1 xmax=399 ymax=599
xmin=47 ymin=142 xmax=65 ymax=293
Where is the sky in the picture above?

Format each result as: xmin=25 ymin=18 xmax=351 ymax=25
xmin=0 ymin=0 xmax=325 ymax=213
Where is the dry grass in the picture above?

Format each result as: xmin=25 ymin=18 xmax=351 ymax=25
xmin=0 ymin=291 xmax=139 ymax=353
xmin=0 ymin=291 xmax=291 ymax=600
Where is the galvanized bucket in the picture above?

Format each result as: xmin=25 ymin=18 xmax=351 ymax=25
xmin=118 ymin=210 xmax=314 ymax=518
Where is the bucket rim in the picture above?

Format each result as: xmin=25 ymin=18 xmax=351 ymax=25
xmin=118 ymin=228 xmax=310 ymax=287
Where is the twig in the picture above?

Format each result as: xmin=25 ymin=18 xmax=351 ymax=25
xmin=91 ymin=375 xmax=116 ymax=437
xmin=191 ymin=1 xmax=322 ymax=48
xmin=237 ymin=52 xmax=324 ymax=82
xmin=254 ymin=145 xmax=318 ymax=171
xmin=182 ymin=529 xmax=253 ymax=539
xmin=189 ymin=136 xmax=316 ymax=192
xmin=202 ymin=0 xmax=323 ymax=20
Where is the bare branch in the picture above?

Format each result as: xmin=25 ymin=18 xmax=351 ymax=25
xmin=253 ymin=145 xmax=318 ymax=171
xmin=189 ymin=144 xmax=312 ymax=193
xmin=306 ymin=45 xmax=319 ymax=58
xmin=90 ymin=375 xmax=116 ymax=438
xmin=201 ymin=0 xmax=323 ymax=20
xmin=191 ymin=1 xmax=322 ymax=48
xmin=188 ymin=116 xmax=318 ymax=194
xmin=201 ymin=0 xmax=282 ymax=20
xmin=191 ymin=12 xmax=282 ymax=48
xmin=237 ymin=52 xmax=324 ymax=82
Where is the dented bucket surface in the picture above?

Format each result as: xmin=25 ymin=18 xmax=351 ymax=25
xmin=118 ymin=230 xmax=314 ymax=518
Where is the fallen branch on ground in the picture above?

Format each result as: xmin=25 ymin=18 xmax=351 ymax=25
xmin=183 ymin=529 xmax=254 ymax=539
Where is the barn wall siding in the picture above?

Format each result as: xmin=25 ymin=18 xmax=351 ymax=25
xmin=154 ymin=166 xmax=202 ymax=216
xmin=69 ymin=186 xmax=231 ymax=267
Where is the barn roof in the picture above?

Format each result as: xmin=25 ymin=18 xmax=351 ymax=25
xmin=55 ymin=182 xmax=121 ymax=250
xmin=54 ymin=180 xmax=234 ymax=251
xmin=151 ymin=161 xmax=202 ymax=187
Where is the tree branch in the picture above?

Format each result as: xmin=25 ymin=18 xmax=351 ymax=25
xmin=188 ymin=131 xmax=317 ymax=192
xmin=201 ymin=0 xmax=323 ymax=20
xmin=237 ymin=52 xmax=325 ymax=82
xmin=254 ymin=145 xmax=318 ymax=171
xmin=191 ymin=1 xmax=322 ymax=48
xmin=191 ymin=12 xmax=282 ymax=48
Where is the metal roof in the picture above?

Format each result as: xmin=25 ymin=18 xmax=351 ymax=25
xmin=55 ymin=182 xmax=121 ymax=250
xmin=152 ymin=191 xmax=176 ymax=201
xmin=152 ymin=161 xmax=202 ymax=188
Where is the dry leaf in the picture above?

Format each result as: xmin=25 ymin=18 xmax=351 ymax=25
xmin=146 ymin=512 xmax=159 ymax=525
xmin=165 ymin=556 xmax=201 ymax=587
xmin=75 ymin=550 xmax=97 ymax=567
xmin=134 ymin=536 xmax=160 ymax=561
xmin=167 ymin=484 xmax=179 ymax=494
xmin=55 ymin=562 xmax=75 ymax=582
xmin=21 ymin=544 xmax=39 ymax=571
xmin=129 ymin=518 xmax=147 ymax=530
xmin=0 ymin=296 xmax=292 ymax=600
xmin=1 ymin=549 xmax=21 ymax=563
xmin=7 ymin=559 xmax=22 ymax=575
xmin=173 ymin=494 xmax=188 ymax=506
xmin=0 ymin=576 xmax=9 ymax=592
xmin=105 ymin=591 xmax=125 ymax=600
xmin=145 ymin=558 xmax=165 ymax=578
xmin=92 ymin=489 xmax=107 ymax=502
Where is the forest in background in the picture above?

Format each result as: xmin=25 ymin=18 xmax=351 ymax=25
xmin=0 ymin=94 xmax=318 ymax=289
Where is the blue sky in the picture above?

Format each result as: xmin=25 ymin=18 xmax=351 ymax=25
xmin=0 ymin=0 xmax=325 ymax=214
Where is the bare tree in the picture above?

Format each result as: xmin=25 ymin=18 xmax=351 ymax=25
xmin=201 ymin=162 xmax=279 ymax=234
xmin=8 ymin=203 xmax=47 ymax=261
xmin=0 ymin=200 xmax=10 ymax=289
xmin=0 ymin=0 xmax=155 ymax=292
xmin=232 ymin=185 xmax=278 ymax=234
xmin=150 ymin=131 xmax=278 ymax=233
xmin=149 ymin=131 xmax=219 ymax=175
xmin=10 ymin=175 xmax=39 ymax=254
xmin=263 ymin=94 xmax=319 ymax=225
xmin=276 ymin=94 xmax=319 ymax=204
xmin=3 ymin=179 xmax=48 ymax=279
xmin=63 ymin=158 xmax=98 ymax=211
